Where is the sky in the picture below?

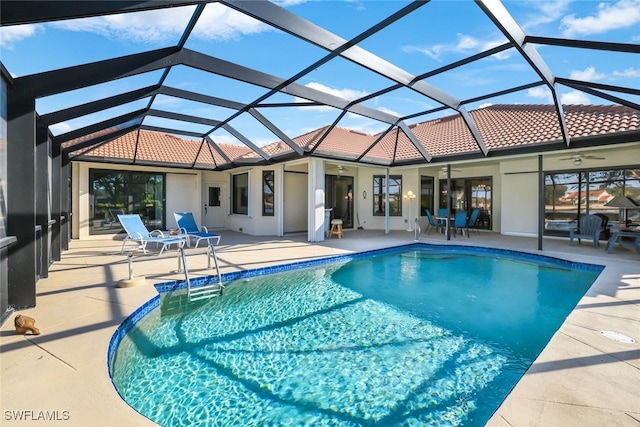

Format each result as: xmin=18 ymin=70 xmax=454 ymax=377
xmin=1 ymin=0 xmax=639 ymax=147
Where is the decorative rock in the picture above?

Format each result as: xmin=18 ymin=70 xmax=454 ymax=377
xmin=14 ymin=314 xmax=40 ymax=335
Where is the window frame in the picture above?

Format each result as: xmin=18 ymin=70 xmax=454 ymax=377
xmin=231 ymin=171 xmax=249 ymax=215
xmin=262 ymin=170 xmax=274 ymax=216
xmin=373 ymin=175 xmax=402 ymax=216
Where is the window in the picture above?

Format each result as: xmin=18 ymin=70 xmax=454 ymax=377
xmin=545 ymin=167 xmax=640 ymax=235
xmin=232 ymin=172 xmax=249 ymax=215
xmin=420 ymin=176 xmax=434 ymax=216
xmin=89 ymin=169 xmax=165 ymax=235
xmin=262 ymin=170 xmax=274 ymax=216
xmin=373 ymin=175 xmax=402 ymax=216
xmin=208 ymin=187 xmax=221 ymax=207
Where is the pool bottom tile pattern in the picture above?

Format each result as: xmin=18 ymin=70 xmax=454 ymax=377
xmin=111 ymin=266 xmax=507 ymax=426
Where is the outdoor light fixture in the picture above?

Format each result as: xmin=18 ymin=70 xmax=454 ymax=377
xmin=404 ymin=190 xmax=416 ymax=231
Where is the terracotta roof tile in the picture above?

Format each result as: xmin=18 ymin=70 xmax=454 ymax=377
xmin=72 ymin=105 xmax=639 ymax=167
xmin=312 ymin=127 xmax=375 ymax=159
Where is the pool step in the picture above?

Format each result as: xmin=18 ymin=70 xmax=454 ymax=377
xmin=188 ymin=283 xmax=224 ymax=302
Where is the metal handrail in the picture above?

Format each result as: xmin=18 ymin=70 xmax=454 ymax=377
xmin=414 ymin=218 xmax=421 ymax=241
xmin=181 ymin=243 xmax=224 ymax=302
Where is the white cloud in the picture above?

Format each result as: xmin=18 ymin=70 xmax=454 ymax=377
xmin=561 ymin=90 xmax=591 ymax=105
xmin=47 ymin=3 xmax=269 ymax=44
xmin=478 ymin=103 xmax=493 ymax=109
xmin=569 ymin=66 xmax=607 ymax=81
xmin=401 ymin=44 xmax=445 ymax=60
xmin=272 ymin=0 xmax=309 ymax=7
xmin=402 ymin=34 xmax=508 ymax=61
xmin=527 ymin=87 xmax=553 ymax=103
xmin=520 ymin=0 xmax=573 ymax=31
xmin=49 ymin=7 xmax=194 ymax=43
xmin=612 ymin=67 xmax=640 ymax=78
xmin=561 ymin=0 xmax=640 ymax=36
xmin=0 ymin=24 xmax=42 ymax=49
xmin=192 ymin=3 xmax=270 ymax=41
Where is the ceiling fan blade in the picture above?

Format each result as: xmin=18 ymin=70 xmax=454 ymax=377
xmin=585 ymin=156 xmax=605 ymax=160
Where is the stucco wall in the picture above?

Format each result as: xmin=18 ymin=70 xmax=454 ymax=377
xmin=71 ymin=143 xmax=639 ymax=240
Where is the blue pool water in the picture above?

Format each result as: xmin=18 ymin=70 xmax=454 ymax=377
xmin=109 ymin=246 xmax=601 ymax=426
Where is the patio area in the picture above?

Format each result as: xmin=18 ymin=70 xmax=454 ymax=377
xmin=1 ymin=229 xmax=639 ymax=426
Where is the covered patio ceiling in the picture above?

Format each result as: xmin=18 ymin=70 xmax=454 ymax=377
xmin=2 ymin=0 xmax=639 ymax=170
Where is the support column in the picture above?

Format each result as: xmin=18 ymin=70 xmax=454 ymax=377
xmin=307 ymin=158 xmax=326 ymax=242
xmin=538 ymin=155 xmax=544 ymax=250
xmin=51 ymin=141 xmax=61 ymax=261
xmin=384 ymin=168 xmax=390 ymax=234
xmin=276 ymin=164 xmax=284 ymax=237
xmin=60 ymin=152 xmax=70 ymax=250
xmin=36 ymin=122 xmax=50 ymax=278
xmin=7 ymin=91 xmax=37 ymax=309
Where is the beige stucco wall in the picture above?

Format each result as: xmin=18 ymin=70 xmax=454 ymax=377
xmin=71 ymin=143 xmax=639 ymax=240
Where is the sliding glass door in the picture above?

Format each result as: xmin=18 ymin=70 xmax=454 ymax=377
xmin=438 ymin=177 xmax=492 ymax=230
xmin=89 ymin=169 xmax=165 ymax=235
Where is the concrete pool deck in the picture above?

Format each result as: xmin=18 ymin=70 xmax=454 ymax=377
xmin=1 ymin=230 xmax=639 ymax=426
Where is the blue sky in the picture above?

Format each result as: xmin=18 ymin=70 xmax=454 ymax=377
xmin=1 ymin=0 xmax=639 ymax=147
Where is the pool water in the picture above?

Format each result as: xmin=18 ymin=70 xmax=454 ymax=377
xmin=110 ymin=247 xmax=601 ymax=426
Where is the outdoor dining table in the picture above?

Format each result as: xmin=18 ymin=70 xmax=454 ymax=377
xmin=436 ymin=216 xmax=455 ymax=239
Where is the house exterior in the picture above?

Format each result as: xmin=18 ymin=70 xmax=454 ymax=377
xmin=68 ymin=105 xmax=640 ymax=243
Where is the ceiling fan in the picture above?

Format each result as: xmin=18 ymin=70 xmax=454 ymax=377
xmin=559 ymin=153 xmax=605 ymax=166
xmin=327 ymin=165 xmax=349 ymax=175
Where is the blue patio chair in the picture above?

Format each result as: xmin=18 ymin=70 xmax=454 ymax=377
xmin=453 ymin=211 xmax=468 ymax=237
xmin=464 ymin=208 xmax=481 ymax=237
xmin=118 ymin=214 xmax=185 ymax=255
xmin=423 ymin=209 xmax=441 ymax=235
xmin=174 ymin=212 xmax=221 ymax=248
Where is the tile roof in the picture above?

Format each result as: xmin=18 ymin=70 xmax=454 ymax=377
xmin=71 ymin=104 xmax=639 ymax=168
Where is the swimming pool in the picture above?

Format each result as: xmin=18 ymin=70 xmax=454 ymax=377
xmin=109 ymin=244 xmax=602 ymax=426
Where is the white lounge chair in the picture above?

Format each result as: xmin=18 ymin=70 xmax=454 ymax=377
xmin=118 ymin=214 xmax=185 ymax=255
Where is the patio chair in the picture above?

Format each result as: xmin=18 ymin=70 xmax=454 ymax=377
xmin=464 ymin=208 xmax=481 ymax=237
xmin=453 ymin=211 xmax=468 ymax=237
xmin=569 ymin=214 xmax=603 ymax=248
xmin=593 ymin=213 xmax=610 ymax=240
xmin=174 ymin=212 xmax=221 ymax=248
xmin=118 ymin=214 xmax=185 ymax=255
xmin=107 ymin=208 xmax=126 ymax=228
xmin=423 ymin=209 xmax=441 ymax=235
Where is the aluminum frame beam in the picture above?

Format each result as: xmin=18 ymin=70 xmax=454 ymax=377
xmin=476 ymin=0 xmax=570 ymax=146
